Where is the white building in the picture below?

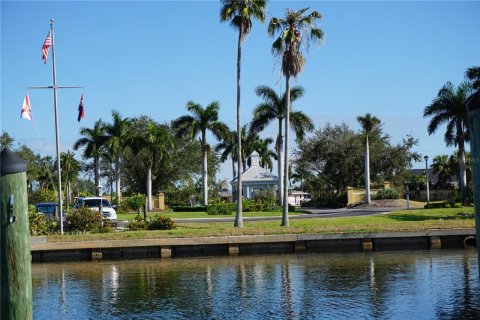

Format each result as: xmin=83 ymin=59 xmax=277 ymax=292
xmin=231 ymin=151 xmax=278 ymax=200
xmin=288 ymin=190 xmax=312 ymax=206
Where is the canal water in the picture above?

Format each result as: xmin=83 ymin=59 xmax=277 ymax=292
xmin=32 ymin=249 xmax=479 ymax=319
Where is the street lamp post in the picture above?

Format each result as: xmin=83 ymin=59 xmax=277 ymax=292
xmin=424 ymin=155 xmax=430 ymax=204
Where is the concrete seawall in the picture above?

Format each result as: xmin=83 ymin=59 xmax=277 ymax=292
xmin=30 ymin=229 xmax=477 ymax=263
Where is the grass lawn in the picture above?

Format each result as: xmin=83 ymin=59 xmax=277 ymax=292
xmin=47 ymin=206 xmax=475 ymax=242
xmin=117 ymin=210 xmax=306 ymax=221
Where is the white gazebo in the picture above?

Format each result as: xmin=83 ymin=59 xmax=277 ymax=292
xmin=231 ymin=151 xmax=278 ymax=200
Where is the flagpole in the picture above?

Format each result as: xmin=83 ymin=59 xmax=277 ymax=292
xmin=51 ymin=18 xmax=64 ymax=234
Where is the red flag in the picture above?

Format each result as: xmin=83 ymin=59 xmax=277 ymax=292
xmin=78 ymin=94 xmax=84 ymax=122
xmin=20 ymin=95 xmax=33 ymax=121
xmin=42 ymin=31 xmax=51 ymax=64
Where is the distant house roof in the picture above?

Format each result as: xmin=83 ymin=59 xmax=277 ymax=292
xmin=231 ymin=151 xmax=277 ymax=185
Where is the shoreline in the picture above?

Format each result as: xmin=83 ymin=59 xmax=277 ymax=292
xmin=31 ymin=228 xmax=477 ymax=263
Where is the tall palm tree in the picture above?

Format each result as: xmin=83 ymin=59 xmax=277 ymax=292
xmin=220 ymin=0 xmax=267 ymax=228
xmin=432 ymin=154 xmax=453 ymax=188
xmin=172 ymin=101 xmax=228 ymax=206
xmin=215 ymin=128 xmax=238 ymax=180
xmin=356 ymin=113 xmax=381 ymax=204
xmin=250 ymin=85 xmax=313 ymax=204
xmin=132 ymin=122 xmax=173 ymax=211
xmin=73 ymin=119 xmax=105 ymax=196
xmin=60 ymin=150 xmax=80 ymax=208
xmin=424 ymin=81 xmax=473 ymax=203
xmin=268 ymin=7 xmax=324 ymax=226
xmin=104 ymin=110 xmax=131 ymax=206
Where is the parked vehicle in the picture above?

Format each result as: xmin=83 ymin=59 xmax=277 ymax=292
xmin=35 ymin=202 xmax=63 ymax=220
xmin=73 ymin=197 xmax=118 ymax=226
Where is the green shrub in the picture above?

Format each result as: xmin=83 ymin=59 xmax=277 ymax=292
xmin=125 ymin=194 xmax=145 ymax=213
xmin=67 ymin=207 xmax=103 ymax=233
xmin=424 ymin=201 xmax=462 ymax=209
xmin=309 ymin=192 xmax=347 ymax=208
xmin=29 ymin=189 xmax=57 ymax=204
xmin=28 ymin=205 xmax=58 ymax=236
xmin=148 ymin=215 xmax=176 ymax=230
xmin=207 ymin=201 xmax=234 ymax=215
xmin=172 ymin=206 xmax=206 ymax=212
xmin=373 ymin=189 xmax=400 ymax=200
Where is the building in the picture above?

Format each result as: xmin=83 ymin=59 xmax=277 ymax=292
xmin=231 ymin=151 xmax=278 ymax=200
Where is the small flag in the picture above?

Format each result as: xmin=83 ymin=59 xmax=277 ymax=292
xmin=20 ymin=95 xmax=33 ymax=121
xmin=77 ymin=94 xmax=84 ymax=122
xmin=42 ymin=31 xmax=51 ymax=64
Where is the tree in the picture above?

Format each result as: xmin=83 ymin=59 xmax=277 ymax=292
xmin=466 ymin=66 xmax=480 ymax=90
xmin=431 ymin=155 xmax=453 ymax=188
xmin=356 ymin=113 xmax=381 ymax=204
xmin=0 ymin=131 xmax=14 ymax=149
xmin=220 ymin=0 xmax=267 ymax=228
xmin=132 ymin=121 xmax=173 ymax=211
xmin=250 ymin=84 xmax=313 ymax=204
xmin=215 ymin=128 xmax=238 ymax=180
xmin=73 ymin=120 xmax=106 ymax=196
xmin=172 ymin=101 xmax=228 ymax=206
xmin=268 ymin=7 xmax=324 ymax=226
xmin=60 ymin=150 xmax=80 ymax=208
xmin=424 ymin=81 xmax=473 ymax=203
xmin=104 ymin=110 xmax=131 ymax=206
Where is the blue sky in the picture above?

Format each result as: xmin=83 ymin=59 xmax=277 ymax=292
xmin=2 ymin=1 xmax=479 ymax=182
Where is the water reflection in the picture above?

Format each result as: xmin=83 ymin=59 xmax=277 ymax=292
xmin=32 ymin=250 xmax=479 ymax=319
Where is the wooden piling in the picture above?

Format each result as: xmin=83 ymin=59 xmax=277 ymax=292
xmin=1 ymin=148 xmax=32 ymax=320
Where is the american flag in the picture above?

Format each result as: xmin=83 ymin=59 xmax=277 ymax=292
xmin=78 ymin=94 xmax=85 ymax=122
xmin=42 ymin=31 xmax=51 ymax=64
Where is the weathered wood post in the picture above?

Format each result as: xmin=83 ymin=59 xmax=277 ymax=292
xmin=466 ymin=89 xmax=480 ymax=275
xmin=0 ymin=148 xmax=32 ymax=319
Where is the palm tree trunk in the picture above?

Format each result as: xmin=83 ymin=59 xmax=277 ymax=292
xmin=278 ymin=120 xmax=284 ymax=205
xmin=115 ymin=155 xmax=121 ymax=207
xmin=365 ymin=136 xmax=371 ymax=204
xmin=235 ymin=27 xmax=243 ymax=227
xmin=147 ymin=166 xmax=152 ymax=211
xmin=232 ymin=158 xmax=236 ymax=181
xmin=459 ymin=143 xmax=467 ymax=203
xmin=202 ymin=131 xmax=208 ymax=206
xmin=281 ymin=74 xmax=290 ymax=227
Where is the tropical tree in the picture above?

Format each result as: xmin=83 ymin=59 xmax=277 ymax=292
xmin=73 ymin=119 xmax=106 ymax=196
xmin=250 ymin=85 xmax=313 ymax=204
xmin=268 ymin=7 xmax=324 ymax=226
xmin=0 ymin=131 xmax=14 ymax=149
xmin=60 ymin=150 xmax=80 ymax=208
xmin=132 ymin=122 xmax=173 ymax=211
xmin=104 ymin=110 xmax=131 ymax=206
xmin=356 ymin=113 xmax=381 ymax=204
xmin=215 ymin=128 xmax=238 ymax=180
xmin=220 ymin=0 xmax=267 ymax=228
xmin=172 ymin=101 xmax=228 ymax=206
xmin=431 ymin=155 xmax=453 ymax=188
xmin=424 ymin=81 xmax=473 ymax=203
xmin=466 ymin=66 xmax=480 ymax=90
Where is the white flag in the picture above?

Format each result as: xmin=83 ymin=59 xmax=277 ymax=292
xmin=20 ymin=95 xmax=32 ymax=120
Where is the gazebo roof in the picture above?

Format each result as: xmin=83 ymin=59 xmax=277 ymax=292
xmin=231 ymin=151 xmax=277 ymax=185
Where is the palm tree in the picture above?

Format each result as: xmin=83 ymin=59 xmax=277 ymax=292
xmin=356 ymin=113 xmax=381 ymax=204
xmin=60 ymin=150 xmax=80 ymax=208
xmin=132 ymin=122 xmax=173 ymax=211
xmin=466 ymin=66 xmax=480 ymax=90
xmin=215 ymin=128 xmax=238 ymax=180
xmin=104 ymin=110 xmax=131 ymax=206
xmin=250 ymin=85 xmax=313 ymax=204
xmin=220 ymin=0 xmax=267 ymax=228
xmin=424 ymin=81 xmax=473 ymax=203
xmin=73 ymin=120 xmax=105 ymax=196
xmin=432 ymin=155 xmax=453 ymax=188
xmin=268 ymin=7 xmax=324 ymax=226
xmin=172 ymin=101 xmax=228 ymax=206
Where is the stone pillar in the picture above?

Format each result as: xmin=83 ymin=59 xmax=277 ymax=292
xmin=362 ymin=239 xmax=373 ymax=252
xmin=384 ymin=181 xmax=390 ymax=190
xmin=160 ymin=246 xmax=172 ymax=258
xmin=347 ymin=187 xmax=354 ymax=206
xmin=158 ymin=193 xmax=165 ymax=211
xmin=228 ymin=244 xmax=239 ymax=255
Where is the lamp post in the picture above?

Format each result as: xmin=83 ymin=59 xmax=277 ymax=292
xmin=424 ymin=155 xmax=430 ymax=204
xmin=97 ymin=184 xmax=103 ymax=218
